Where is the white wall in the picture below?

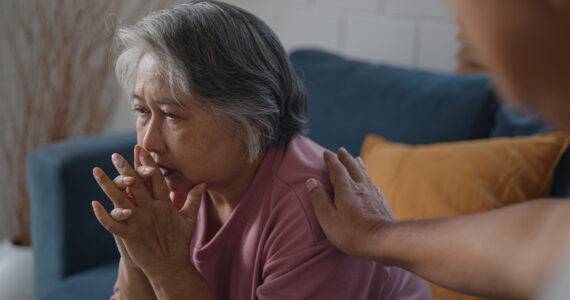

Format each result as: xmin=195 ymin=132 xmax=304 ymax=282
xmin=228 ymin=0 xmax=459 ymax=72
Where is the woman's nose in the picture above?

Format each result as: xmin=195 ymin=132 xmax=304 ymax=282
xmin=140 ymin=119 xmax=167 ymax=154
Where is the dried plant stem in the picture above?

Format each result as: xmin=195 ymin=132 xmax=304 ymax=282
xmin=0 ymin=0 xmax=171 ymax=246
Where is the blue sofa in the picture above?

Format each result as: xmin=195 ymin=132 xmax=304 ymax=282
xmin=28 ymin=49 xmax=570 ymax=299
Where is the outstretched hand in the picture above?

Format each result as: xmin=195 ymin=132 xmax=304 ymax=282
xmin=307 ymin=148 xmax=395 ymax=260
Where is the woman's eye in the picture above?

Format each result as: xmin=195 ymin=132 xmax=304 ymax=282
xmin=132 ymin=106 xmax=149 ymax=115
xmin=163 ymin=111 xmax=178 ymax=119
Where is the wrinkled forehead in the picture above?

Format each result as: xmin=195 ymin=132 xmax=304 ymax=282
xmin=134 ymin=54 xmax=181 ymax=103
xmin=133 ymin=53 xmax=211 ymax=113
xmin=135 ymin=54 xmax=166 ymax=88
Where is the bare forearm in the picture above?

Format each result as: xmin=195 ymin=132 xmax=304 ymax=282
xmin=117 ymin=259 xmax=156 ymax=300
xmin=374 ymin=199 xmax=570 ymax=299
xmin=148 ymin=264 xmax=215 ymax=300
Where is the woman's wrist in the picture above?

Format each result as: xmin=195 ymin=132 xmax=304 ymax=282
xmin=118 ymin=258 xmax=157 ymax=300
xmin=119 ymin=258 xmax=147 ymax=282
xmin=147 ymin=263 xmax=214 ymax=300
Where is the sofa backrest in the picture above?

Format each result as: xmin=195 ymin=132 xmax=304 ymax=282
xmin=29 ymin=131 xmax=136 ymax=298
xmin=289 ymin=49 xmax=499 ymax=156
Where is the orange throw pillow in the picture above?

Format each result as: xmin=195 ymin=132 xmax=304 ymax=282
xmin=360 ymin=132 xmax=570 ymax=300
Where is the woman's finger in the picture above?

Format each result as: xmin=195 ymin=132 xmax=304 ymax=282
xmin=134 ymin=144 xmax=155 ymax=195
xmin=171 ymin=192 xmax=188 ymax=210
xmin=179 ymin=183 xmax=205 ymax=224
xmin=93 ymin=167 xmax=135 ymax=209
xmin=134 ymin=145 xmax=142 ymax=168
xmin=92 ymin=201 xmax=128 ymax=236
xmin=111 ymin=153 xmax=151 ymax=205
xmin=110 ymin=207 xmax=133 ymax=221
xmin=112 ymin=176 xmax=139 ymax=205
xmin=139 ymin=147 xmax=170 ymax=200
xmin=113 ymin=175 xmax=135 ymax=190
xmin=136 ymin=166 xmax=155 ymax=195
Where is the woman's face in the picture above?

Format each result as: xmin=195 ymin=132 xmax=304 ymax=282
xmin=132 ymin=53 xmax=251 ymax=194
xmin=449 ymin=0 xmax=570 ymax=128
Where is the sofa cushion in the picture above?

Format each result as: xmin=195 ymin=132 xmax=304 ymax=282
xmin=42 ymin=260 xmax=118 ymax=300
xmin=490 ymin=104 xmax=570 ymax=197
xmin=289 ymin=49 xmax=499 ymax=155
xmin=490 ymin=103 xmax=552 ymax=137
xmin=361 ymin=132 xmax=570 ymax=220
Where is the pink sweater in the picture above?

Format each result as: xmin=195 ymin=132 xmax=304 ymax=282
xmin=112 ymin=136 xmax=432 ymax=299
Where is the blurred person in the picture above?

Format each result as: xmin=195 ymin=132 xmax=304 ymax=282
xmin=90 ymin=1 xmax=432 ymax=299
xmin=306 ymin=1 xmax=570 ymax=299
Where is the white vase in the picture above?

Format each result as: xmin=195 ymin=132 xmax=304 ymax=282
xmin=0 ymin=238 xmax=34 ymax=300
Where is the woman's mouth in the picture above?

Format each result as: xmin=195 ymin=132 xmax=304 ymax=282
xmin=157 ymin=164 xmax=176 ymax=177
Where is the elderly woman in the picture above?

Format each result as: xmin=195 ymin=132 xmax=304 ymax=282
xmin=91 ymin=1 xmax=431 ymax=299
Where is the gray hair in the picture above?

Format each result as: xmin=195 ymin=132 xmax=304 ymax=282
xmin=114 ymin=0 xmax=307 ymax=162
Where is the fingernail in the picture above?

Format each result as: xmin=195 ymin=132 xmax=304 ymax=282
xmin=305 ymin=178 xmax=318 ymax=191
xmin=141 ymin=166 xmax=154 ymax=175
xmin=339 ymin=147 xmax=347 ymax=153
xmin=91 ymin=201 xmax=98 ymax=210
xmin=356 ymin=156 xmax=364 ymax=167
xmin=121 ymin=176 xmax=134 ymax=185
xmin=143 ymin=167 xmax=154 ymax=175
xmin=93 ymin=168 xmax=103 ymax=179
xmin=112 ymin=153 xmax=123 ymax=167
xmin=121 ymin=209 xmax=132 ymax=216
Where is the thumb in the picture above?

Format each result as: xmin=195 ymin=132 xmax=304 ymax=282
xmin=179 ymin=183 xmax=206 ymax=223
xmin=306 ymin=178 xmax=336 ymax=219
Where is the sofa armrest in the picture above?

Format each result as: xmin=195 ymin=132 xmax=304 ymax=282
xmin=28 ymin=131 xmax=136 ymax=299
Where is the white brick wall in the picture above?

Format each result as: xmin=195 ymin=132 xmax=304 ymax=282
xmin=345 ymin=16 xmax=415 ymax=67
xmin=385 ymin=0 xmax=452 ymax=19
xmin=418 ymin=23 xmax=460 ymax=72
xmin=280 ymin=10 xmax=341 ymax=51
xmin=226 ymin=0 xmax=459 ymax=73
xmin=315 ymin=0 xmax=382 ymax=12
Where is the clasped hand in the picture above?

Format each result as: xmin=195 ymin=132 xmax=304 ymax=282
xmin=91 ymin=145 xmax=205 ymax=279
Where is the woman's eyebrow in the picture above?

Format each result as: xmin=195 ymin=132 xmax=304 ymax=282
xmin=154 ymin=98 xmax=185 ymax=108
xmin=131 ymin=94 xmax=185 ymax=108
